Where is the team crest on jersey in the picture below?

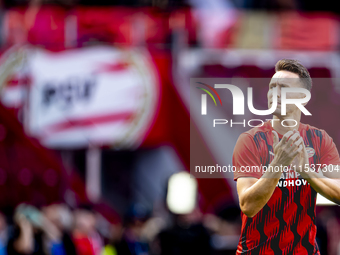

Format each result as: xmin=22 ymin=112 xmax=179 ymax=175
xmin=306 ymin=147 xmax=315 ymax=158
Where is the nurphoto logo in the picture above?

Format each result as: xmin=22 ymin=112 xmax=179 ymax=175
xmin=197 ymin=82 xmax=311 ymax=116
xmin=196 ymin=81 xmax=311 ymax=128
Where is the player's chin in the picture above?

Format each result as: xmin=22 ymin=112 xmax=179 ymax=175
xmin=272 ymin=109 xmax=282 ymax=117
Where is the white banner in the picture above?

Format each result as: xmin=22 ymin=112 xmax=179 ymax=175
xmin=23 ymin=46 xmax=158 ymax=148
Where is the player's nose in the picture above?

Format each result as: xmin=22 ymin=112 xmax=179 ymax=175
xmin=277 ymin=86 xmax=281 ymax=99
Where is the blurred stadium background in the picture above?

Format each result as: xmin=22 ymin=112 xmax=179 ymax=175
xmin=0 ymin=0 xmax=339 ymax=254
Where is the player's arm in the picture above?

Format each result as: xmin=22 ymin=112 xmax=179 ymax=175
xmin=297 ymin=150 xmax=340 ymax=205
xmin=237 ymin=175 xmax=280 ymax=218
xmin=236 ymin=130 xmax=303 ymax=218
xmin=301 ymin=170 xmax=340 ymax=204
xmin=296 ymin=130 xmax=340 ymax=204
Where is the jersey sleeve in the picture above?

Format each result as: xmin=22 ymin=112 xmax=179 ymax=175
xmin=320 ymin=130 xmax=340 ymax=166
xmin=233 ymin=133 xmax=263 ymax=180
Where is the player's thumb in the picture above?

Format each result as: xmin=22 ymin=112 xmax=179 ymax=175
xmin=272 ymin=130 xmax=279 ymax=148
xmin=302 ymin=140 xmax=308 ymax=159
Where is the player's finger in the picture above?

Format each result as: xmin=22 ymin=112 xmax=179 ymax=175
xmin=287 ymin=133 xmax=300 ymax=147
xmin=291 ymin=145 xmax=303 ymax=157
xmin=272 ymin=130 xmax=279 ymax=148
xmin=281 ymin=131 xmax=294 ymax=144
xmin=302 ymin=142 xmax=309 ymax=159
xmin=294 ymin=137 xmax=304 ymax=147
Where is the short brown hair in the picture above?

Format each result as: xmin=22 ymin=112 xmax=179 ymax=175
xmin=275 ymin=59 xmax=312 ymax=91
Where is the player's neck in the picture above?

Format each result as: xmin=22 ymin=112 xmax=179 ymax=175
xmin=272 ymin=112 xmax=301 ymax=135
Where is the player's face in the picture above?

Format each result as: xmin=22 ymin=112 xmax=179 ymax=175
xmin=268 ymin=70 xmax=308 ymax=117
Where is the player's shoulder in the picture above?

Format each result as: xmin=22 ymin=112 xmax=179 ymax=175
xmin=300 ymin=122 xmax=328 ymax=136
xmin=299 ymin=123 xmax=334 ymax=145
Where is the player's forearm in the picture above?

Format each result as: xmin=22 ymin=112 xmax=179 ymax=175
xmin=239 ymin=162 xmax=282 ymax=217
xmin=238 ymin=130 xmax=303 ymax=218
xmin=299 ymin=170 xmax=340 ymax=204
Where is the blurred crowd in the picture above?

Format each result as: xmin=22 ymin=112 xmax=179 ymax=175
xmin=0 ymin=202 xmax=241 ymax=255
